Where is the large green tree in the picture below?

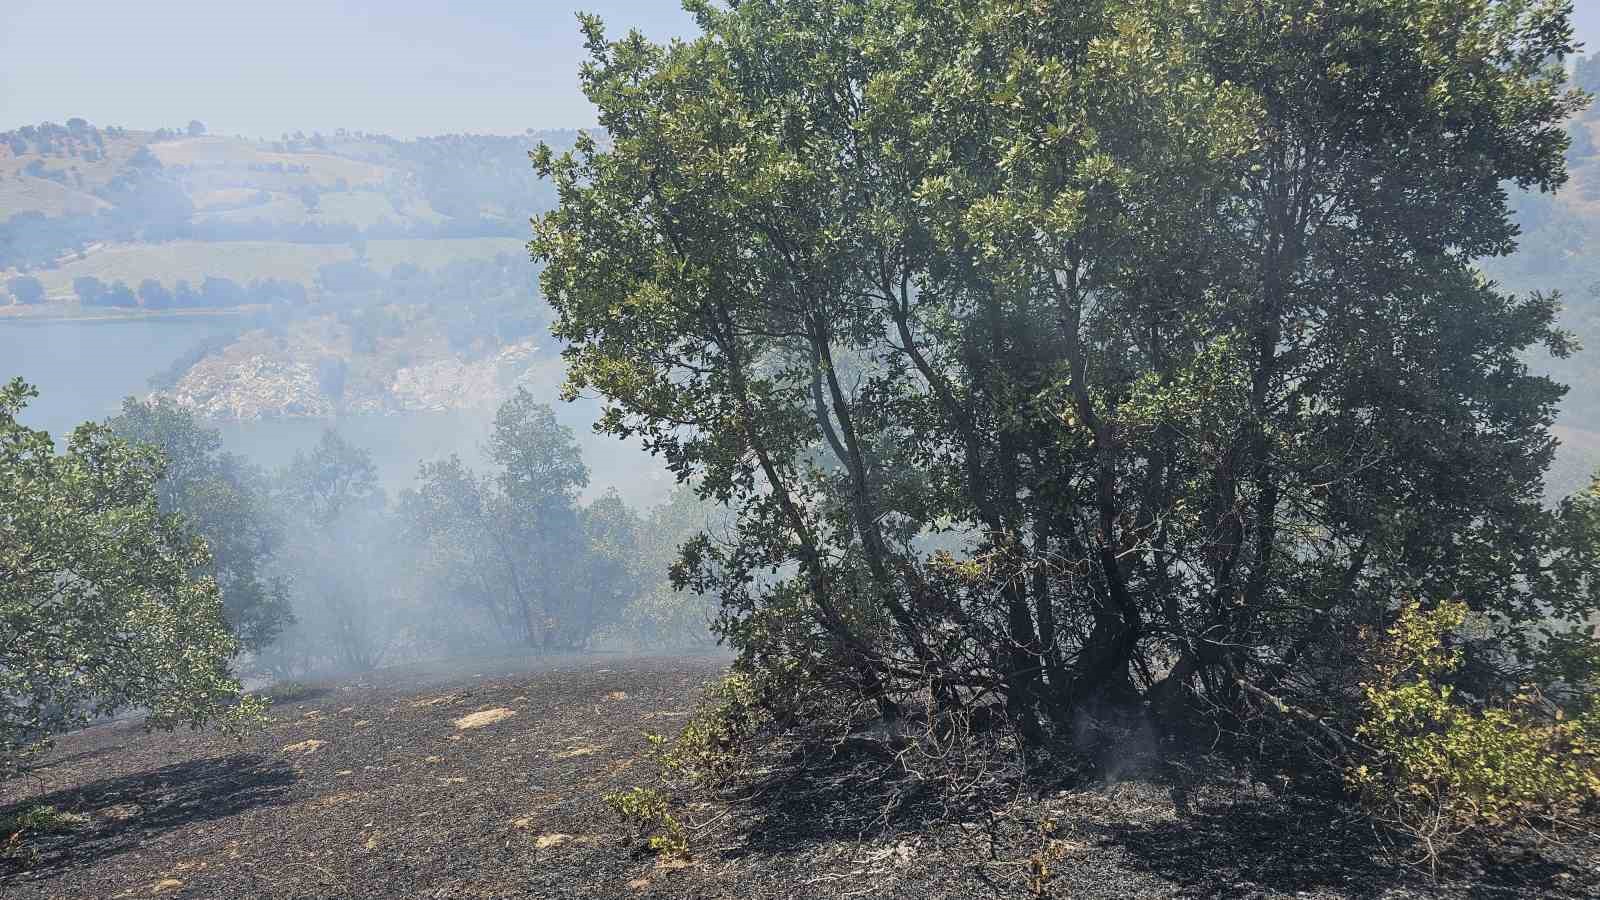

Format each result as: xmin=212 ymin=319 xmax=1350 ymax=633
xmin=1 ymin=379 xmax=258 ymax=770
xmin=534 ymin=0 xmax=1598 ymax=746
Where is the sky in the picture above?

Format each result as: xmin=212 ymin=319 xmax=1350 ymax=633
xmin=0 ymin=1 xmax=701 ymax=138
xmin=0 ymin=1 xmax=1597 ymax=139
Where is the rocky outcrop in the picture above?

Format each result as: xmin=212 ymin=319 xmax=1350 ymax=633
xmin=389 ymin=343 xmax=540 ymax=412
xmin=163 ymin=320 xmax=545 ymax=420
xmin=171 ymin=353 xmax=334 ymax=419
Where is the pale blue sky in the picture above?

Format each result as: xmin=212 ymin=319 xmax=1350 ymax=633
xmin=0 ymin=1 xmax=699 ymax=137
xmin=1 ymin=1 xmax=1596 ymax=138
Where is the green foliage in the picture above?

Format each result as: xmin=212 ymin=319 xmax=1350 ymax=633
xmin=651 ymin=672 xmax=772 ymax=786
xmin=534 ymin=0 xmax=1594 ymax=770
xmin=0 ymin=379 xmax=264 ymax=773
xmin=106 ymin=396 xmax=293 ymax=651
xmin=1352 ymin=600 xmax=1600 ymax=867
xmin=1 ymin=805 xmax=89 ymax=866
xmin=398 ymin=390 xmax=695 ymax=654
xmin=601 ymin=786 xmax=688 ymax=857
xmin=601 ymin=485 xmax=723 ymax=649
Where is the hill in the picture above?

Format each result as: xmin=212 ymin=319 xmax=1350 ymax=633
xmin=0 ymin=120 xmax=572 ymax=261
xmin=0 ymin=119 xmax=566 ymax=420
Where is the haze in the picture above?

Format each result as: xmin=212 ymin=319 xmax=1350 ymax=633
xmin=0 ymin=1 xmax=701 ymax=137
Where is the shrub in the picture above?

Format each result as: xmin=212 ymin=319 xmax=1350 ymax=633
xmin=652 ymin=672 xmax=769 ymax=785
xmin=1 ymin=805 xmax=89 ymax=866
xmin=1350 ymin=601 xmax=1600 ymax=870
xmin=602 ymin=786 xmax=687 ymax=857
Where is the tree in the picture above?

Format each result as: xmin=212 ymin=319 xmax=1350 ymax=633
xmin=95 ymin=281 xmax=137 ymax=308
xmin=488 ymin=387 xmax=588 ymax=508
xmin=278 ymin=430 xmax=381 ymax=526
xmin=572 ymin=490 xmax=644 ymax=647
xmin=534 ymin=0 xmax=1597 ymax=756
xmin=71 ymin=276 xmax=104 ymax=305
xmin=137 ymin=278 xmax=173 ymax=310
xmin=400 ymin=390 xmax=607 ymax=652
xmin=485 ymin=389 xmax=590 ymax=649
xmin=187 ymin=120 xmax=207 ymax=137
xmin=199 ymin=276 xmax=243 ymax=307
xmin=1577 ymin=54 xmax=1600 ymax=97
xmin=268 ymin=431 xmax=397 ymax=673
xmin=607 ymin=484 xmax=723 ymax=649
xmin=106 ymin=397 xmax=293 ymax=652
xmin=400 ymin=455 xmax=519 ymax=651
xmin=1 ymin=379 xmax=260 ymax=771
xmin=6 ymin=275 xmax=44 ymax=305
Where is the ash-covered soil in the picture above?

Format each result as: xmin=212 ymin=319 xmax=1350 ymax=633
xmin=2 ymin=655 xmax=1595 ymax=899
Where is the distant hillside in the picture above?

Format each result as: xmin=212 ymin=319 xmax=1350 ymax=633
xmin=0 ymin=118 xmax=575 ymax=422
xmin=0 ymin=119 xmax=575 ymax=286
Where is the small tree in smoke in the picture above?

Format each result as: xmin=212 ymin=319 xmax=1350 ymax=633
xmin=401 ymin=389 xmax=600 ymax=651
xmin=267 ymin=430 xmax=402 ymax=674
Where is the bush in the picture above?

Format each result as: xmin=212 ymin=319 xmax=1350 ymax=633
xmin=1 ymin=805 xmax=89 ymax=866
xmin=601 ymin=786 xmax=687 ymax=857
xmin=652 ymin=672 xmax=771 ymax=785
xmin=1350 ymin=601 xmax=1600 ymax=870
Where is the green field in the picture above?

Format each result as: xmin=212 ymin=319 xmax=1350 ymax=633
xmin=197 ymin=195 xmax=308 ymax=225
xmin=35 ymin=242 xmax=351 ymax=298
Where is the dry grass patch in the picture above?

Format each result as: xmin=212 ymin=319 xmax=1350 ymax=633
xmin=552 ymin=745 xmax=601 ymax=759
xmin=281 ymin=739 xmax=327 ymax=754
xmin=453 ymin=708 xmax=516 ymax=730
xmin=315 ymin=792 xmax=361 ymax=809
xmin=412 ymin=693 xmax=467 ymax=709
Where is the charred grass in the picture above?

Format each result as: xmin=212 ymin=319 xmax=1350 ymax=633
xmin=1 ymin=656 xmax=1595 ymax=899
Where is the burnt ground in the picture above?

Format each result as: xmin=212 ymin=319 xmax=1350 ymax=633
xmin=1 ymin=654 xmax=1595 ymax=900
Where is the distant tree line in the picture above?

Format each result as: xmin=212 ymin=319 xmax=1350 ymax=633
xmin=70 ymin=274 xmax=308 ymax=310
